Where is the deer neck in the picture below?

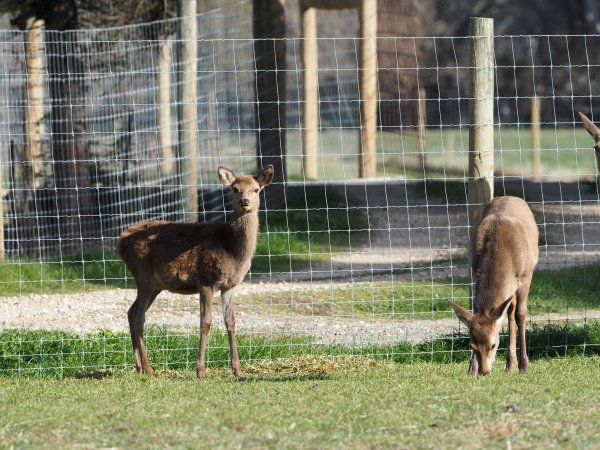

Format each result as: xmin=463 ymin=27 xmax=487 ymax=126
xmin=228 ymin=212 xmax=259 ymax=260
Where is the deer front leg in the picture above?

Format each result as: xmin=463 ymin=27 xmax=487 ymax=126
xmin=196 ymin=286 xmax=213 ymax=379
xmin=468 ymin=353 xmax=479 ymax=375
xmin=221 ymin=288 xmax=242 ymax=377
xmin=506 ymin=296 xmax=517 ymax=373
xmin=516 ymin=283 xmax=531 ymax=373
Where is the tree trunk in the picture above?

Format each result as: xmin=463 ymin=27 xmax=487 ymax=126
xmin=11 ymin=0 xmax=93 ymax=255
xmin=253 ymin=0 xmax=286 ymax=209
xmin=46 ymin=29 xmax=92 ymax=253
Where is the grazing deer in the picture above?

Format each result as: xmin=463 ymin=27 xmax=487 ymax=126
xmin=117 ymin=165 xmax=274 ymax=378
xmin=449 ymin=196 xmax=538 ymax=375
xmin=578 ymin=111 xmax=600 ymax=173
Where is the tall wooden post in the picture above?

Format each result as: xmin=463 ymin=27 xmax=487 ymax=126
xmin=159 ymin=38 xmax=174 ymax=176
xmin=178 ymin=0 xmax=198 ymax=222
xmin=253 ymin=0 xmax=286 ymax=208
xmin=302 ymin=6 xmax=319 ymax=180
xmin=468 ymin=17 xmax=494 ymax=307
xmin=23 ymin=18 xmax=45 ymax=192
xmin=417 ymin=87 xmax=427 ymax=175
xmin=531 ymin=96 xmax=541 ymax=182
xmin=359 ymin=0 xmax=378 ymax=178
xmin=468 ymin=17 xmax=494 ymax=239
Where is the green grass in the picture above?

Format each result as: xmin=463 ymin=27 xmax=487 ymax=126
xmin=0 ymin=250 xmax=130 ymax=296
xmin=285 ymin=127 xmax=598 ymax=180
xmin=1 ymin=356 xmax=599 ymax=448
xmin=2 ymin=323 xmax=599 ymax=378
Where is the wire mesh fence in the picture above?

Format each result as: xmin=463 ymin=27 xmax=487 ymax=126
xmin=1 ymin=4 xmax=600 ymax=376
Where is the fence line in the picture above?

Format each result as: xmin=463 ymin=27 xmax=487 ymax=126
xmin=0 ymin=9 xmax=600 ymax=375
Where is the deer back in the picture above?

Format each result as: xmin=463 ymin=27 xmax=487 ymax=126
xmin=472 ymin=196 xmax=538 ymax=312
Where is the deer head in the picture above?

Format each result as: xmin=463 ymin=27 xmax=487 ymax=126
xmin=578 ymin=112 xmax=600 ymax=173
xmin=218 ymin=165 xmax=274 ymax=216
xmin=448 ymin=299 xmax=512 ymax=375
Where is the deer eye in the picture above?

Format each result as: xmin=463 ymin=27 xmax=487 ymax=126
xmin=232 ymin=187 xmax=240 ymax=193
xmin=254 ymin=188 xmax=259 ymax=193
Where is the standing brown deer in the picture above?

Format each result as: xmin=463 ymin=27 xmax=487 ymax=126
xmin=117 ymin=165 xmax=274 ymax=378
xmin=449 ymin=196 xmax=538 ymax=375
xmin=578 ymin=111 xmax=600 ymax=173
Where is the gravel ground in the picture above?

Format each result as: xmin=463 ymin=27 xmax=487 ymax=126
xmin=2 ymin=180 xmax=600 ymax=345
xmin=3 ymin=286 xmax=600 ymax=346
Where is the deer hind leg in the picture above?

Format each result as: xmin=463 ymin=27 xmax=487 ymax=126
xmin=196 ymin=286 xmax=213 ymax=379
xmin=128 ymin=283 xmax=160 ymax=376
xmin=221 ymin=288 xmax=242 ymax=377
xmin=505 ymin=295 xmax=517 ymax=373
xmin=516 ymin=281 xmax=531 ymax=373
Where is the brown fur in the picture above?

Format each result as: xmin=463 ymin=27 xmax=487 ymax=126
xmin=449 ymin=196 xmax=538 ymax=375
xmin=117 ymin=165 xmax=274 ymax=378
xmin=577 ymin=111 xmax=600 ymax=173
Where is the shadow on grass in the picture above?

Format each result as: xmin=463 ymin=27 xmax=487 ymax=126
xmin=360 ymin=321 xmax=600 ymax=364
xmin=74 ymin=369 xmax=113 ymax=380
xmin=237 ymin=373 xmax=334 ymax=383
xmin=1 ymin=322 xmax=599 ymax=378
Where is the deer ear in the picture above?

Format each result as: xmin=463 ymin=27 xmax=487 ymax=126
xmin=218 ymin=166 xmax=236 ymax=186
xmin=448 ymin=300 xmax=473 ymax=328
xmin=578 ymin=112 xmax=600 ymax=141
xmin=256 ymin=164 xmax=274 ymax=187
xmin=490 ymin=297 xmax=513 ymax=322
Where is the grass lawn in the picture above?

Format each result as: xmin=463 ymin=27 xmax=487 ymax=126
xmin=285 ymin=127 xmax=597 ymax=180
xmin=1 ymin=356 xmax=599 ymax=449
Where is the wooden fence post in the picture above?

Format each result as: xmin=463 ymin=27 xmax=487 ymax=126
xmin=359 ymin=0 xmax=378 ymax=178
xmin=468 ymin=17 xmax=494 ymax=239
xmin=178 ymin=0 xmax=198 ymax=222
xmin=302 ymin=6 xmax=319 ymax=180
xmin=468 ymin=17 xmax=494 ymax=307
xmin=531 ymin=96 xmax=541 ymax=182
xmin=417 ymin=87 xmax=427 ymax=174
xmin=24 ymin=18 xmax=45 ymax=193
xmin=159 ymin=37 xmax=174 ymax=176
